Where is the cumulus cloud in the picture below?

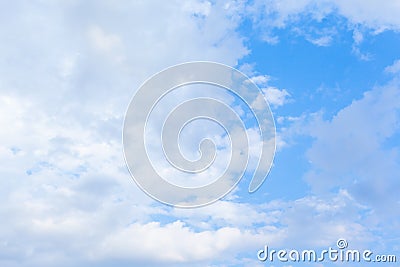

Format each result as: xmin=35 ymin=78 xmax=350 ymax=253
xmin=0 ymin=1 xmax=251 ymax=266
xmin=302 ymin=74 xmax=400 ymax=234
xmin=271 ymin=62 xmax=400 ymax=258
xmin=250 ymin=75 xmax=271 ymax=85
xmin=92 ymin=221 xmax=265 ymax=264
xmin=385 ymin=59 xmax=400 ymax=74
xmin=250 ymin=74 xmax=291 ymax=108
xmin=262 ymin=87 xmax=291 ymax=107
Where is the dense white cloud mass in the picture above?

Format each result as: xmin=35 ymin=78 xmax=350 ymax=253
xmin=0 ymin=1 xmax=250 ymax=266
xmin=1 ymin=0 xmax=399 ymax=266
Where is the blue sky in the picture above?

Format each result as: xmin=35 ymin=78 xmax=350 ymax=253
xmin=1 ymin=1 xmax=400 ymax=266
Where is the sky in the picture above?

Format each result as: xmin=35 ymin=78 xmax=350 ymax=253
xmin=0 ymin=0 xmax=399 ymax=266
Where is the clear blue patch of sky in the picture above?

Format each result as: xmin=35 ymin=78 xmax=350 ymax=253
xmin=235 ymin=135 xmax=312 ymax=203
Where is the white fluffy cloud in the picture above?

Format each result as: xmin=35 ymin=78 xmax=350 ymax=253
xmin=334 ymin=0 xmax=400 ymax=31
xmin=297 ymin=71 xmax=400 ymax=255
xmin=0 ymin=1 xmax=251 ymax=266
xmin=385 ymin=59 xmax=400 ymax=74
xmin=250 ymin=74 xmax=291 ymax=108
xmin=305 ymin=77 xmax=400 ymax=196
xmin=262 ymin=87 xmax=291 ymax=107
xmin=91 ymin=221 xmax=266 ymax=265
xmin=271 ymin=60 xmax=400 ymax=259
xmin=1 ymin=1 xmax=400 ymax=266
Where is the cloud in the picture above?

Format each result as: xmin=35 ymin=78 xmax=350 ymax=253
xmin=88 ymin=25 xmax=125 ymax=62
xmin=250 ymin=75 xmax=291 ymax=108
xmin=385 ymin=59 xmax=400 ymax=74
xmin=351 ymin=46 xmax=372 ymax=61
xmin=303 ymin=74 xmax=400 ymax=226
xmin=262 ymin=87 xmax=291 ymax=107
xmin=352 ymin=28 xmax=364 ymax=45
xmin=307 ymin=35 xmax=332 ymax=47
xmin=0 ymin=88 xmax=372 ymax=266
xmin=90 ymin=190 xmax=377 ymax=265
xmin=334 ymin=0 xmax=400 ymax=31
xmin=246 ymin=0 xmax=400 ymax=48
xmin=92 ymin=221 xmax=266 ymax=264
xmin=250 ymin=0 xmax=400 ymax=30
xmin=250 ymin=75 xmax=271 ymax=85
xmin=0 ymin=1 xmax=251 ymax=266
xmin=291 ymin=25 xmax=337 ymax=47
xmin=271 ymin=63 xmax=400 ymax=259
xmin=1 ymin=1 xmax=399 ymax=266
xmin=351 ymin=27 xmax=372 ymax=61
